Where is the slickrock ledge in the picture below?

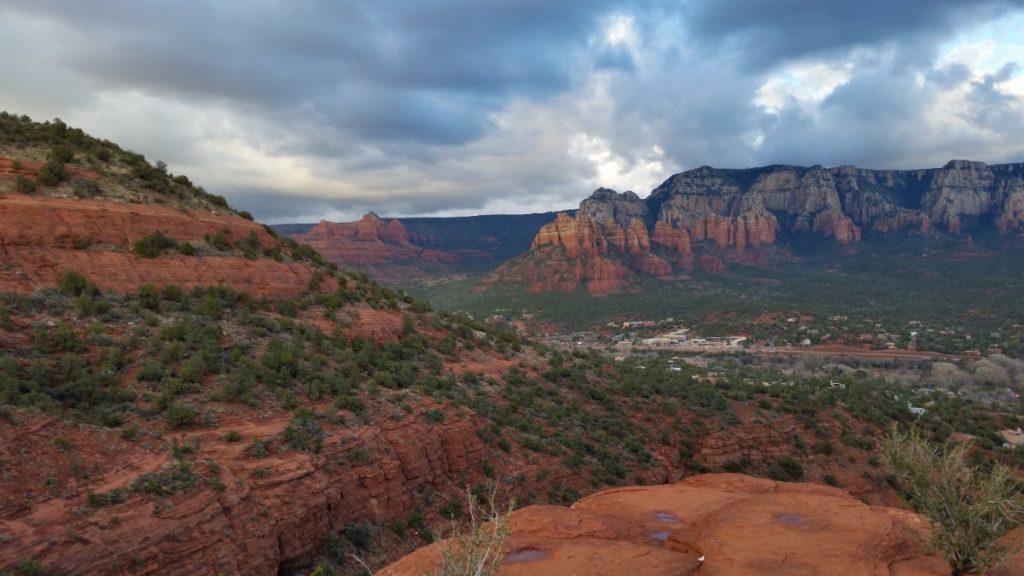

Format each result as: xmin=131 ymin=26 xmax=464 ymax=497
xmin=381 ymin=473 xmax=1024 ymax=576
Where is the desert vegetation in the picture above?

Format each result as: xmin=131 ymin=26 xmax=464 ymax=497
xmin=882 ymin=427 xmax=1024 ymax=575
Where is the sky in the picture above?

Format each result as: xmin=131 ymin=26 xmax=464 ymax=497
xmin=1 ymin=1 xmax=1023 ymax=223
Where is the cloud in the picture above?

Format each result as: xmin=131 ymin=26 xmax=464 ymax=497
xmin=0 ymin=1 xmax=1022 ymax=222
xmin=686 ymin=0 xmax=1024 ymax=67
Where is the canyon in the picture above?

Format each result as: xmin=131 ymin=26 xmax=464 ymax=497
xmin=2 ymin=115 xmax=1022 ymax=576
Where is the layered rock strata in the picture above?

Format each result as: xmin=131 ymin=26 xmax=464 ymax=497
xmin=0 ymin=193 xmax=313 ymax=297
xmin=485 ymin=161 xmax=1024 ymax=293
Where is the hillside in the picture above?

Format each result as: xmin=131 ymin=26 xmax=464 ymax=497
xmin=1 ymin=115 xmax=1022 ymax=576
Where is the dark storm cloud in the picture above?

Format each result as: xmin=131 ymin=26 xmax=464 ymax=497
xmin=2 ymin=0 xmax=631 ymax=146
xmin=687 ymin=0 xmax=1024 ymax=67
xmin=225 ymin=183 xmax=509 ymax=223
xmin=1 ymin=0 xmax=1022 ymax=221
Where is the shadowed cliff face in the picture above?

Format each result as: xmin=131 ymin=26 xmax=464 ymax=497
xmin=485 ymin=160 xmax=1024 ymax=294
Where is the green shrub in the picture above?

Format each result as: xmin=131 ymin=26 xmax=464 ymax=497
xmin=245 ymin=438 xmax=270 ymax=458
xmin=162 ymin=284 xmax=186 ymax=302
xmin=197 ymin=292 xmax=223 ymax=319
xmin=37 ymin=160 xmax=67 ymax=186
xmin=343 ymin=522 xmax=374 ymax=551
xmin=768 ymin=457 xmax=805 ymax=481
xmin=164 ymin=400 xmax=199 ymax=429
xmin=86 ymin=488 xmax=128 ymax=507
xmin=14 ymin=559 xmax=47 ymax=576
xmin=441 ymin=498 xmax=464 ymax=520
xmin=282 ymin=409 xmax=324 ymax=453
xmin=72 ymin=179 xmax=101 ymax=198
xmin=130 ymin=458 xmax=197 ymax=496
xmin=238 ymin=231 xmax=261 ymax=259
xmin=58 ymin=270 xmax=98 ymax=297
xmin=49 ymin=145 xmax=74 ymax=163
xmin=813 ymin=440 xmax=835 ymax=455
xmin=138 ymin=284 xmax=161 ymax=310
xmin=15 ymin=174 xmax=36 ymax=194
xmin=207 ymin=229 xmax=233 ymax=251
xmin=132 ymin=232 xmax=177 ymax=258
xmin=344 ymin=447 xmax=372 ymax=465
xmin=320 ymin=531 xmax=349 ymax=566
xmin=882 ymin=428 xmax=1024 ymax=576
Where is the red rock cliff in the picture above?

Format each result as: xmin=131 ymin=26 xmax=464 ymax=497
xmin=294 ymin=213 xmax=480 ymax=267
xmin=0 ymin=404 xmax=491 ymax=575
xmin=0 ymin=193 xmax=314 ymax=298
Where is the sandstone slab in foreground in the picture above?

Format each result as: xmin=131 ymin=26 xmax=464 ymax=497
xmin=381 ymin=473 xmax=1024 ymax=576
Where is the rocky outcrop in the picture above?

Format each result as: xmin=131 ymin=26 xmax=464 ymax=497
xmin=0 ymin=404 xmax=490 ymax=575
xmin=486 ymin=160 xmax=1024 ymax=293
xmin=484 ymin=189 xmax=673 ymax=294
xmin=380 ymin=473 xmax=986 ymax=576
xmin=0 ymin=193 xmax=314 ymax=298
xmin=291 ymin=214 xmax=500 ymax=284
xmin=298 ymin=213 xmax=461 ymax=265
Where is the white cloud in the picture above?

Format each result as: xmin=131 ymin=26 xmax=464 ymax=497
xmin=755 ymin=61 xmax=855 ymax=114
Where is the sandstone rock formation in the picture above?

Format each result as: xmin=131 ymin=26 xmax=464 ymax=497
xmin=0 ymin=193 xmax=314 ymax=297
xmin=0 ymin=404 xmax=490 ymax=575
xmin=298 ymin=213 xmax=455 ymax=265
xmin=485 ymin=160 xmax=1024 ymax=293
xmin=290 ymin=213 xmax=504 ymax=284
xmin=380 ymin=473 xmax=1023 ymax=576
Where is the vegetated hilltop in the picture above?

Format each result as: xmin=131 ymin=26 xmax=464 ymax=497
xmin=0 ymin=113 xmax=331 ymax=297
xmin=1 ymin=115 xmax=1021 ymax=575
xmin=483 ymin=161 xmax=1024 ymax=294
xmin=283 ymin=211 xmax=564 ymax=284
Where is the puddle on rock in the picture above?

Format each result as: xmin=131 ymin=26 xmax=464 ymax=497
xmin=775 ymin=513 xmax=805 ymax=526
xmin=650 ymin=530 xmax=670 ymax=542
xmin=654 ymin=511 xmax=680 ymax=524
xmin=505 ymin=548 xmax=546 ymax=563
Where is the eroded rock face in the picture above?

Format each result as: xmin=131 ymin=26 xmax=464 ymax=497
xmin=0 ymin=194 xmax=314 ymax=298
xmin=293 ymin=213 xmax=494 ymax=271
xmin=486 ymin=161 xmax=1024 ymax=293
xmin=380 ymin=473 xmax=964 ymax=576
xmin=0 ymin=405 xmax=490 ymax=576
